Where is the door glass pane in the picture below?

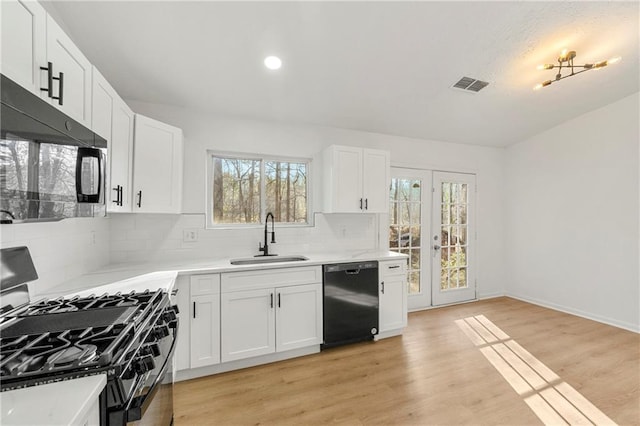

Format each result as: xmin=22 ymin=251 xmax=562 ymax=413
xmin=439 ymin=180 xmax=470 ymax=291
xmin=389 ymin=177 xmax=423 ymax=295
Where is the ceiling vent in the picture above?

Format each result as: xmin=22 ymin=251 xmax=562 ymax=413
xmin=452 ymin=76 xmax=489 ymax=93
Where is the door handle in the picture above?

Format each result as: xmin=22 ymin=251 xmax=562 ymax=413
xmin=193 ymin=301 xmax=196 ymax=318
xmin=433 ymin=244 xmax=441 ymax=250
xmin=381 ymin=281 xmax=385 ymax=294
xmin=359 ymin=198 xmax=363 ymax=210
xmin=365 ymin=198 xmax=368 ymax=210
xmin=270 ymin=293 xmax=274 ymax=308
xmin=137 ymin=190 xmax=142 ymax=208
xmin=278 ymin=293 xmax=281 ymax=308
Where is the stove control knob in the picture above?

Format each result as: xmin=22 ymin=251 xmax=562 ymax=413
xmin=163 ymin=309 xmax=177 ymax=323
xmin=134 ymin=354 xmax=156 ymax=374
xmin=143 ymin=343 xmax=161 ymax=358
xmin=153 ymin=325 xmax=170 ymax=339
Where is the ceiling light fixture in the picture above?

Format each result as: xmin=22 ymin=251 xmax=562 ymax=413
xmin=264 ymin=56 xmax=282 ymax=70
xmin=533 ymin=49 xmax=621 ymax=90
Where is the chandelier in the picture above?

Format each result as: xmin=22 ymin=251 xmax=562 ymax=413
xmin=534 ymin=49 xmax=621 ymax=90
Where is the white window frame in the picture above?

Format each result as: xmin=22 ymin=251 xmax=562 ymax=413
xmin=205 ymin=150 xmax=312 ymax=229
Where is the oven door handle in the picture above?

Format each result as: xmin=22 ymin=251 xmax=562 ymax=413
xmin=125 ymin=321 xmax=179 ymax=422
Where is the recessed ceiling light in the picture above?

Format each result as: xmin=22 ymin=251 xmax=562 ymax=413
xmin=264 ymin=56 xmax=282 ymax=70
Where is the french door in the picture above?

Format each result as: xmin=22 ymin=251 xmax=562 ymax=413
xmin=389 ymin=169 xmax=476 ymax=309
xmin=431 ymin=172 xmax=476 ymax=306
xmin=389 ymin=169 xmax=432 ymax=309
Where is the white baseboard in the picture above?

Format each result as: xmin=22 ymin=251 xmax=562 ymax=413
xmin=175 ymin=346 xmax=320 ymax=382
xmin=506 ymin=293 xmax=640 ymax=334
xmin=478 ymin=292 xmax=505 ymax=300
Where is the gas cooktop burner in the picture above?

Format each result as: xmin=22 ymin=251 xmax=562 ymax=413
xmin=48 ymin=344 xmax=97 ymax=366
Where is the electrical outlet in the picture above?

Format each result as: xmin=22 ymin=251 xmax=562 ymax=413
xmin=183 ymin=229 xmax=198 ymax=242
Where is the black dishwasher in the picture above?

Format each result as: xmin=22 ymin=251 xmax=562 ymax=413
xmin=322 ymin=261 xmax=379 ymax=348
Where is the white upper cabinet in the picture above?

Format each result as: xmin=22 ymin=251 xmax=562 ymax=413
xmin=0 ymin=1 xmax=93 ymax=127
xmin=92 ymin=67 xmax=134 ymax=212
xmin=45 ymin=14 xmax=93 ymax=127
xmin=1 ymin=0 xmax=46 ymax=96
xmin=132 ymin=114 xmax=183 ymax=214
xmin=321 ymin=145 xmax=390 ymax=213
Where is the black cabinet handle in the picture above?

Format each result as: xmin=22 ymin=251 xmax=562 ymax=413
xmin=278 ymin=293 xmax=281 ymax=308
xmin=389 ymin=265 xmax=400 ymax=269
xmin=136 ymin=190 xmax=142 ymax=208
xmin=365 ymin=198 xmax=368 ymax=210
xmin=40 ymin=62 xmax=53 ymax=98
xmin=52 ymin=71 xmax=64 ymax=106
xmin=359 ymin=198 xmax=363 ymax=210
xmin=112 ymin=185 xmax=122 ymax=205
xmin=381 ymin=281 xmax=385 ymax=294
xmin=270 ymin=293 xmax=274 ymax=308
xmin=193 ymin=301 xmax=196 ymax=318
xmin=119 ymin=186 xmax=124 ymax=206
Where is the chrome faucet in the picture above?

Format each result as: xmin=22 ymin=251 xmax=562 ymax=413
xmin=257 ymin=212 xmax=276 ymax=256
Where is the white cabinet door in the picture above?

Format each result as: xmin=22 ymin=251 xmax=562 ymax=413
xmin=362 ymin=148 xmax=390 ymax=213
xmin=91 ymin=67 xmax=113 ymax=142
xmin=133 ymin=114 xmax=183 ymax=214
xmin=190 ymin=293 xmax=221 ymax=368
xmin=276 ymin=283 xmax=323 ymax=352
xmin=92 ymin=67 xmax=134 ymax=213
xmin=0 ymin=0 xmax=46 ymax=96
xmin=379 ymin=274 xmax=407 ymax=333
xmin=221 ymin=288 xmax=275 ymax=362
xmin=324 ymin=145 xmax=363 ymax=213
xmin=174 ymin=276 xmax=191 ymax=372
xmin=379 ymin=260 xmax=408 ymax=334
xmin=45 ymin=14 xmax=92 ymax=127
xmin=321 ymin=145 xmax=390 ymax=213
xmin=109 ymin=98 xmax=134 ymax=212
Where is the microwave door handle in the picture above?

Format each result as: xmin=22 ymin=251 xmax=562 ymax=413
xmin=126 ymin=325 xmax=179 ymax=422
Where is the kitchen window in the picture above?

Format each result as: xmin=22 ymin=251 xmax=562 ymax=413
xmin=206 ymin=152 xmax=310 ymax=227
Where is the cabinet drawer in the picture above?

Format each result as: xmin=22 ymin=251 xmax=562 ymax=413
xmin=190 ymin=274 xmax=221 ymax=296
xmin=380 ymin=260 xmax=407 ymax=276
xmin=222 ymin=266 xmax=322 ymax=292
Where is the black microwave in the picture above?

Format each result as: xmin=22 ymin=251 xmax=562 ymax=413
xmin=0 ymin=74 xmax=107 ymax=222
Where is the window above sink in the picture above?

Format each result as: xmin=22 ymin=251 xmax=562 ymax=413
xmin=205 ymin=151 xmax=311 ymax=229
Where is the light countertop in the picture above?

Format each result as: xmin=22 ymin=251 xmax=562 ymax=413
xmin=0 ymin=374 xmax=106 ymax=425
xmin=36 ymin=250 xmax=407 ymax=299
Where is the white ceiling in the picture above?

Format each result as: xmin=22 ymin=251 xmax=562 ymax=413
xmin=46 ymin=1 xmax=639 ymax=147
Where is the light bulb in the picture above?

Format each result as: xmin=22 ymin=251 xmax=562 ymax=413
xmin=264 ymin=56 xmax=282 ymax=70
xmin=607 ymin=56 xmax=622 ymax=65
xmin=537 ymin=64 xmax=554 ymax=70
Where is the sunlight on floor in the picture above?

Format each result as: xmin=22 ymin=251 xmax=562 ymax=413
xmin=455 ymin=315 xmax=617 ymax=426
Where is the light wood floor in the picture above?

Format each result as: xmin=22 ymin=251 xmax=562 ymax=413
xmin=174 ymin=297 xmax=640 ymax=425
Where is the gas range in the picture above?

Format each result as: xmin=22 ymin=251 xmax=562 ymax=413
xmin=0 ymin=289 xmax=178 ymax=425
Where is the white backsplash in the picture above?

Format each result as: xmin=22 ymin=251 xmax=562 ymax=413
xmin=109 ymin=213 xmax=379 ymax=264
xmin=0 ymin=218 xmax=110 ymax=297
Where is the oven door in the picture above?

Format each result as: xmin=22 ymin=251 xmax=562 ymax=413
xmin=125 ymin=322 xmax=178 ymax=426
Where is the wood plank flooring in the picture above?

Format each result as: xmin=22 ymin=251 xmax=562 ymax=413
xmin=174 ymin=297 xmax=640 ymax=425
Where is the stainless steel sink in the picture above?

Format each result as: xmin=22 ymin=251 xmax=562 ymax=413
xmin=229 ymin=255 xmax=309 ymax=265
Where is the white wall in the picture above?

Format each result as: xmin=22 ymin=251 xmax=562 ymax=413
xmin=0 ymin=218 xmax=110 ymax=297
xmin=505 ymin=92 xmax=640 ymax=332
xmin=117 ymin=101 xmax=506 ymax=298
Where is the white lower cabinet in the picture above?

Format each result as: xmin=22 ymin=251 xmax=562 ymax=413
xmin=276 ymin=283 xmax=323 ymax=352
xmin=378 ymin=260 xmax=408 ymax=335
xmin=189 ymin=274 xmax=221 ymax=368
xmin=220 ymin=266 xmax=323 ymax=363
xmin=221 ymin=288 xmax=275 ymax=362
xmin=221 ymin=283 xmax=322 ymax=363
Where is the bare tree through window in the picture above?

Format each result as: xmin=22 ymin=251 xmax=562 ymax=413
xmin=210 ymin=155 xmax=308 ymax=226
